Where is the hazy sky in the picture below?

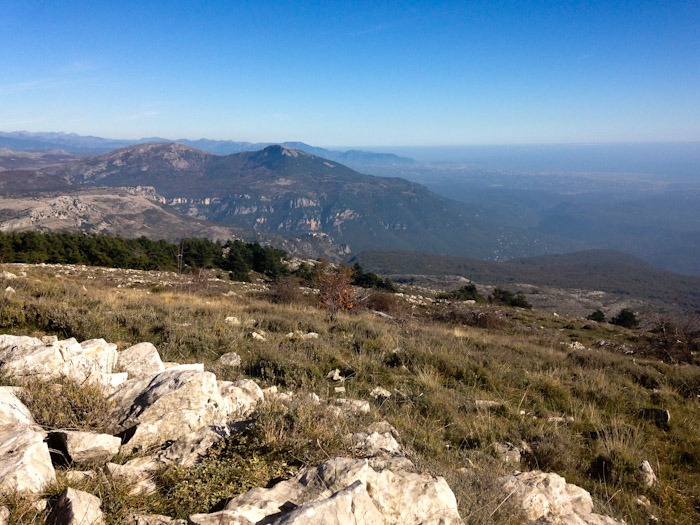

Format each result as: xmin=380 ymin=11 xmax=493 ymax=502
xmin=2 ymin=1 xmax=699 ymax=146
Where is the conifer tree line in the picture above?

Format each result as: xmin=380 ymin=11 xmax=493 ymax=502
xmin=0 ymin=231 xmax=393 ymax=290
xmin=0 ymin=231 xmax=288 ymax=280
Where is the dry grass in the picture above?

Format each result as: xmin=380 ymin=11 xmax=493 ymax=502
xmin=1 ymin=262 xmax=699 ymax=523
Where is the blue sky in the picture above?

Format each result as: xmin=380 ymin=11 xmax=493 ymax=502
xmin=1 ymin=1 xmax=699 ymax=146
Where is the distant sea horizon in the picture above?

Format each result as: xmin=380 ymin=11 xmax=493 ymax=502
xmin=356 ymin=142 xmax=700 ymax=180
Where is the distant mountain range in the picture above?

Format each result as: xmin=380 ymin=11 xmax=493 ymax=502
xmin=0 ymin=131 xmax=414 ymax=170
xmin=40 ymin=142 xmax=568 ymax=259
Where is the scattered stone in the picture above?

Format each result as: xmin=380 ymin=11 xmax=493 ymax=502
xmin=118 ymin=342 xmax=165 ymax=380
xmin=0 ymin=428 xmax=56 ymax=494
xmin=547 ymin=416 xmax=575 ymax=424
xmin=491 ymin=442 xmax=521 ymax=464
xmin=331 ymin=398 xmax=371 ymax=416
xmin=637 ymin=460 xmax=657 ymax=487
xmin=64 ymin=470 xmax=98 ymax=484
xmin=499 ymin=470 xmax=624 ymax=525
xmin=568 ymin=341 xmax=587 ymax=351
xmin=0 ymin=506 xmax=9 ymax=525
xmin=46 ymin=487 xmax=105 ymax=525
xmin=131 ymin=514 xmax=187 ymax=525
xmin=250 ymin=331 xmax=266 ymax=342
xmin=217 ymin=352 xmax=242 ymax=368
xmin=156 ymin=425 xmax=232 ymax=467
xmin=334 ymin=386 xmax=346 ymax=393
xmin=224 ymin=316 xmax=241 ymax=326
xmin=369 ymin=386 xmax=391 ymax=403
xmin=42 ymin=335 xmax=59 ymax=344
xmin=326 ymin=368 xmax=344 ymax=381
xmin=4 ymin=287 xmax=14 ymax=295
xmin=48 ymin=430 xmax=121 ymax=466
xmin=0 ymin=335 xmax=119 ymax=390
xmin=0 ymin=271 xmax=17 ymax=280
xmin=351 ymin=431 xmax=402 ymax=456
xmin=273 ymin=479 xmax=384 ymax=525
xmin=473 ymin=399 xmax=504 ymax=411
xmin=106 ymin=457 xmax=159 ymax=496
xmin=188 ymin=511 xmax=254 ymax=524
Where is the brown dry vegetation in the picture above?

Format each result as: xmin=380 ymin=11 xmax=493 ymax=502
xmin=0 ymin=262 xmax=699 ymax=524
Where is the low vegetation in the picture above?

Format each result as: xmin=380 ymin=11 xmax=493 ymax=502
xmin=0 ymin=262 xmax=699 ymax=523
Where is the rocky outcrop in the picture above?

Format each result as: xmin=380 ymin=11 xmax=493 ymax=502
xmin=188 ymin=457 xmax=462 ymax=525
xmin=0 ymin=335 xmax=123 ymax=391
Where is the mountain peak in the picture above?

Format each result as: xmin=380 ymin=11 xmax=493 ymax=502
xmin=261 ymin=144 xmax=314 ymax=159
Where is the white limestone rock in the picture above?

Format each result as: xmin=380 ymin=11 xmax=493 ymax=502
xmin=106 ymin=457 xmax=160 ymax=496
xmin=274 ymin=479 xmax=383 ymax=524
xmin=130 ymin=514 xmax=186 ymax=525
xmin=216 ymin=457 xmax=463 ymax=525
xmin=0 ymin=335 xmax=118 ymax=389
xmin=108 ymin=368 xmax=228 ymax=454
xmin=351 ymin=431 xmax=402 ymax=457
xmin=156 ymin=425 xmax=232 ymax=467
xmin=217 ymin=352 xmax=242 ymax=368
xmin=330 ymin=398 xmax=371 ymax=416
xmin=0 ymin=428 xmax=56 ymax=494
xmin=49 ymin=430 xmax=121 ymax=466
xmin=499 ymin=470 xmax=625 ymax=524
xmin=118 ymin=342 xmax=165 ymax=380
xmin=637 ymin=460 xmax=657 ymax=488
xmin=218 ymin=379 xmax=264 ymax=419
xmin=0 ymin=386 xmax=37 ymax=431
xmin=46 ymin=487 xmax=105 ymax=525
xmin=369 ymin=386 xmax=391 ymax=402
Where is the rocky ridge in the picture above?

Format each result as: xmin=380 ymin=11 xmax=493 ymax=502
xmin=0 ymin=332 xmax=631 ymax=524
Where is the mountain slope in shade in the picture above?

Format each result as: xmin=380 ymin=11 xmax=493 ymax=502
xmin=50 ymin=142 xmax=568 ymax=259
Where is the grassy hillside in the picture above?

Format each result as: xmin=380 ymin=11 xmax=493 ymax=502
xmin=0 ymin=263 xmax=699 ymax=523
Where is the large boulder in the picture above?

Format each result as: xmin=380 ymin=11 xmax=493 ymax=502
xmin=499 ymin=470 xmax=624 ymax=524
xmin=46 ymin=487 xmax=105 ymax=525
xmin=200 ymin=457 xmax=463 ymax=525
xmin=108 ymin=368 xmax=229 ymax=453
xmin=0 ymin=428 xmax=56 ymax=494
